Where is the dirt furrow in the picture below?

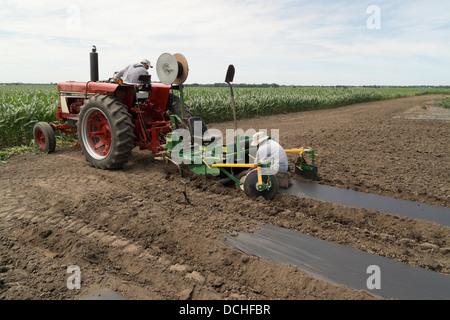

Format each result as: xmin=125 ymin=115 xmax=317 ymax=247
xmin=1 ymin=95 xmax=449 ymax=300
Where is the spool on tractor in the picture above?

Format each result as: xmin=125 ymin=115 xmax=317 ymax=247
xmin=33 ymin=46 xmax=318 ymax=200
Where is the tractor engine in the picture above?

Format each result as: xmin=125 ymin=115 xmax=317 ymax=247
xmin=68 ymin=98 xmax=84 ymax=114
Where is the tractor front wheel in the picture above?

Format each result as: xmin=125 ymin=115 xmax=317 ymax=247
xmin=78 ymin=94 xmax=135 ymax=169
xmin=243 ymin=170 xmax=279 ymax=200
xmin=33 ymin=122 xmax=56 ymax=153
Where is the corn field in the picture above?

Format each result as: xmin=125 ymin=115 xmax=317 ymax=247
xmin=182 ymin=86 xmax=450 ymax=123
xmin=0 ymin=85 xmax=58 ymax=147
xmin=1 ymin=84 xmax=449 ymax=149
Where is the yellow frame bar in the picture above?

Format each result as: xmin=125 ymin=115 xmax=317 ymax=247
xmin=284 ymin=148 xmax=314 ymax=153
xmin=285 ymin=148 xmax=304 ymax=153
xmin=257 ymin=166 xmax=263 ymax=185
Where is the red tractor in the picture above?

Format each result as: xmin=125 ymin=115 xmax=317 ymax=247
xmin=33 ymin=46 xmax=191 ymax=169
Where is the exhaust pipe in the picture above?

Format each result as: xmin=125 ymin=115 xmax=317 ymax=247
xmin=90 ymin=45 xmax=99 ymax=82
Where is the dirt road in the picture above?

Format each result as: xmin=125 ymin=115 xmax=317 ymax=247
xmin=0 ymin=94 xmax=449 ymax=300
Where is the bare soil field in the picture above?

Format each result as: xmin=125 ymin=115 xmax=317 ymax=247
xmin=0 ymin=94 xmax=449 ymax=301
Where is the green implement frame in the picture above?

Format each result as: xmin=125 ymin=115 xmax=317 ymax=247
xmin=164 ymin=131 xmax=318 ymax=198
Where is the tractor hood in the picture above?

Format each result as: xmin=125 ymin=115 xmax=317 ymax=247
xmin=57 ymin=81 xmax=136 ymax=112
xmin=57 ymin=81 xmax=129 ymax=96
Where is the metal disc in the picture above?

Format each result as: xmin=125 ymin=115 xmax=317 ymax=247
xmin=156 ymin=53 xmax=178 ymax=85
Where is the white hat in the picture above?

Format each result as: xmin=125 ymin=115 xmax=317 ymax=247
xmin=141 ymin=59 xmax=153 ymax=68
xmin=251 ymin=132 xmax=269 ymax=146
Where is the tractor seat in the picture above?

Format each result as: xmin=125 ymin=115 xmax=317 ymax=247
xmin=188 ymin=117 xmax=221 ymax=145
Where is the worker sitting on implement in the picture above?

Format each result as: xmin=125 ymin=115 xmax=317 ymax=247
xmin=251 ymin=131 xmax=292 ymax=189
xmin=113 ymin=59 xmax=153 ymax=85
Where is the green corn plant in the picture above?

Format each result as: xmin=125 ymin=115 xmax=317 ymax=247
xmin=0 ymin=85 xmax=58 ymax=148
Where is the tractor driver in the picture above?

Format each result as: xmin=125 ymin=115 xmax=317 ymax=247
xmin=113 ymin=59 xmax=153 ymax=85
xmin=251 ymin=131 xmax=292 ymax=189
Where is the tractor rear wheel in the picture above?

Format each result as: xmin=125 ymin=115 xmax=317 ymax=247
xmin=78 ymin=94 xmax=135 ymax=169
xmin=167 ymin=93 xmax=192 ymax=125
xmin=243 ymin=170 xmax=279 ymax=200
xmin=33 ymin=122 xmax=56 ymax=153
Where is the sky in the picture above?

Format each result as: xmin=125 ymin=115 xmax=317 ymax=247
xmin=0 ymin=0 xmax=449 ymax=86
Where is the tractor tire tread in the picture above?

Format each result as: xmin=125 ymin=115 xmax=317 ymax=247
xmin=78 ymin=94 xmax=135 ymax=169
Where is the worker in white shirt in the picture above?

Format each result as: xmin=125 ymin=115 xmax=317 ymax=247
xmin=113 ymin=59 xmax=152 ymax=84
xmin=251 ymin=131 xmax=292 ymax=188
